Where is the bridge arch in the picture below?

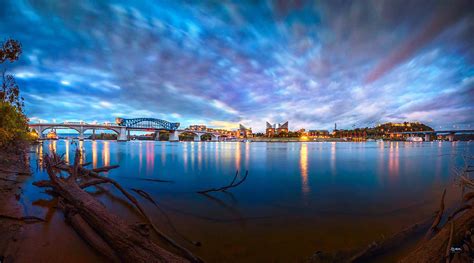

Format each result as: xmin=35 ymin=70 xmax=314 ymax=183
xmin=31 ymin=125 xmax=122 ymax=140
xmin=116 ymin=118 xmax=180 ymax=130
xmin=198 ymin=132 xmax=220 ymax=141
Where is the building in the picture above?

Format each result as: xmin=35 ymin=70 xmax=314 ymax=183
xmin=188 ymin=125 xmax=207 ymax=131
xmin=266 ymin=121 xmax=289 ymax=137
xmin=237 ymin=124 xmax=252 ymax=138
xmin=308 ymin=130 xmax=330 ymax=138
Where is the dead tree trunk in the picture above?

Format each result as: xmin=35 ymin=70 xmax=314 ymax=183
xmin=36 ymin=153 xmax=192 ymax=263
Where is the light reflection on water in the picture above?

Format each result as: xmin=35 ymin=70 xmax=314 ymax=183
xmin=300 ymin=143 xmax=309 ymax=196
xmin=24 ymin=140 xmax=472 ymax=262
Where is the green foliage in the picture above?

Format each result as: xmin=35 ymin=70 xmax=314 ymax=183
xmin=0 ymin=38 xmax=29 ymax=148
xmin=89 ymin=133 xmax=117 ymax=140
xmin=0 ymin=102 xmax=32 ymax=147
xmin=201 ymin=134 xmax=212 ymax=141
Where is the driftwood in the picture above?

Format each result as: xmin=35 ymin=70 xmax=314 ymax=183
xmin=34 ymin=150 xmax=197 ymax=263
xmin=61 ymin=200 xmax=120 ymax=262
xmin=400 ymin=208 xmax=474 ymax=262
xmin=118 ymin=176 xmax=174 ymax=183
xmin=197 ymin=170 xmax=248 ymax=194
xmin=92 ymin=165 xmax=120 ymax=173
xmin=425 ymin=188 xmax=446 ymax=240
xmin=67 ymin=165 xmax=201 ymax=262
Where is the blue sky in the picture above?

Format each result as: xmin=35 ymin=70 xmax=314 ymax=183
xmin=1 ymin=0 xmax=473 ymax=132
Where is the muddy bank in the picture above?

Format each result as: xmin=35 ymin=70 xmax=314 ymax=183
xmin=0 ymin=143 xmax=33 ymax=261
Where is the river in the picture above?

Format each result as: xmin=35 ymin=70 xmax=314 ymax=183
xmin=18 ymin=140 xmax=473 ymax=262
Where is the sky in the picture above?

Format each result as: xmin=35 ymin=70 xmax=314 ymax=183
xmin=1 ymin=0 xmax=473 ymax=132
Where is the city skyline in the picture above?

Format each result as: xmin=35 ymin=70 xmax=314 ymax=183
xmin=1 ymin=0 xmax=473 ymax=131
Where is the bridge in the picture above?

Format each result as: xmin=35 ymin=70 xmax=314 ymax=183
xmin=390 ymin=129 xmax=474 ymax=142
xmin=29 ymin=118 xmax=221 ymax=142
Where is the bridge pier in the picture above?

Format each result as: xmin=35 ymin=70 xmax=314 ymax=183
xmin=154 ymin=131 xmax=160 ymax=141
xmin=92 ymin=129 xmax=95 ymax=140
xmin=424 ymin=134 xmax=430 ymax=142
xmin=194 ymin=134 xmax=201 ymax=142
xmin=169 ymin=131 xmax=180 ymax=142
xmin=211 ymin=135 xmax=219 ymax=142
xmin=34 ymin=125 xmax=45 ymax=139
xmin=118 ymin=127 xmax=128 ymax=141
xmin=78 ymin=127 xmax=85 ymax=141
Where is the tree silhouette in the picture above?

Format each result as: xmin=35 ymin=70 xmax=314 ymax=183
xmin=0 ymin=39 xmax=22 ymax=63
xmin=0 ymin=38 xmax=24 ymax=112
xmin=0 ymin=38 xmax=29 ymax=147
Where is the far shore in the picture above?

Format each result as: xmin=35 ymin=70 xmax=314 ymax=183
xmin=38 ymin=137 xmax=469 ymax=143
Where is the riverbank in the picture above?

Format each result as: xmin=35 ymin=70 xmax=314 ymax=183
xmin=0 ymin=143 xmax=32 ymax=261
xmin=247 ymin=137 xmax=347 ymax=142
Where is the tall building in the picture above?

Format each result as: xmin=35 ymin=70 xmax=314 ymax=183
xmin=266 ymin=121 xmax=289 ymax=137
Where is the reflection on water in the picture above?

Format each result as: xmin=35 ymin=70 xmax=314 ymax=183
xmin=145 ymin=142 xmax=153 ymax=174
xmin=92 ymin=141 xmax=98 ymax=168
xmin=102 ymin=141 xmax=110 ymax=167
xmin=330 ymin=142 xmax=336 ymax=175
xmin=26 ymin=140 xmax=472 ymax=262
xmin=64 ymin=140 xmax=69 ymax=163
xmin=388 ymin=142 xmax=400 ymax=177
xmin=300 ymin=143 xmax=309 ymax=196
xmin=49 ymin=140 xmax=57 ymax=153
xmin=78 ymin=140 xmax=85 ymax=164
xmin=235 ymin=142 xmax=241 ymax=171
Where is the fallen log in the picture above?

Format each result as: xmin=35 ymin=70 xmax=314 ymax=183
xmin=61 ymin=200 xmax=120 ymax=262
xmin=400 ymin=208 xmax=474 ymax=262
xmin=37 ymin=153 xmax=194 ymax=263
xmin=69 ymin=165 xmax=201 ymax=262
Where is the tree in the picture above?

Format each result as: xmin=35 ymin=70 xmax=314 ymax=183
xmin=0 ymin=38 xmax=30 ymax=148
xmin=1 ymin=70 xmax=24 ymax=111
xmin=0 ymin=39 xmax=22 ymax=63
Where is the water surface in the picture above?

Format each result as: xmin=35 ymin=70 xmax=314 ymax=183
xmin=21 ymin=140 xmax=472 ymax=262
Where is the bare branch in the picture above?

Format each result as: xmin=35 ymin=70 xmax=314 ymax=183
xmin=425 ymin=188 xmax=446 ymax=240
xmin=92 ymin=165 xmax=120 ymax=173
xmin=197 ymin=170 xmax=249 ymax=194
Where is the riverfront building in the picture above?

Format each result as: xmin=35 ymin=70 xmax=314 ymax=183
xmin=308 ymin=130 xmax=330 ymax=138
xmin=266 ymin=121 xmax=289 ymax=137
xmin=237 ymin=124 xmax=253 ymax=138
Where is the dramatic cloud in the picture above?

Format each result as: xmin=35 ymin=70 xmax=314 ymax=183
xmin=1 ymin=0 xmax=473 ymax=131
